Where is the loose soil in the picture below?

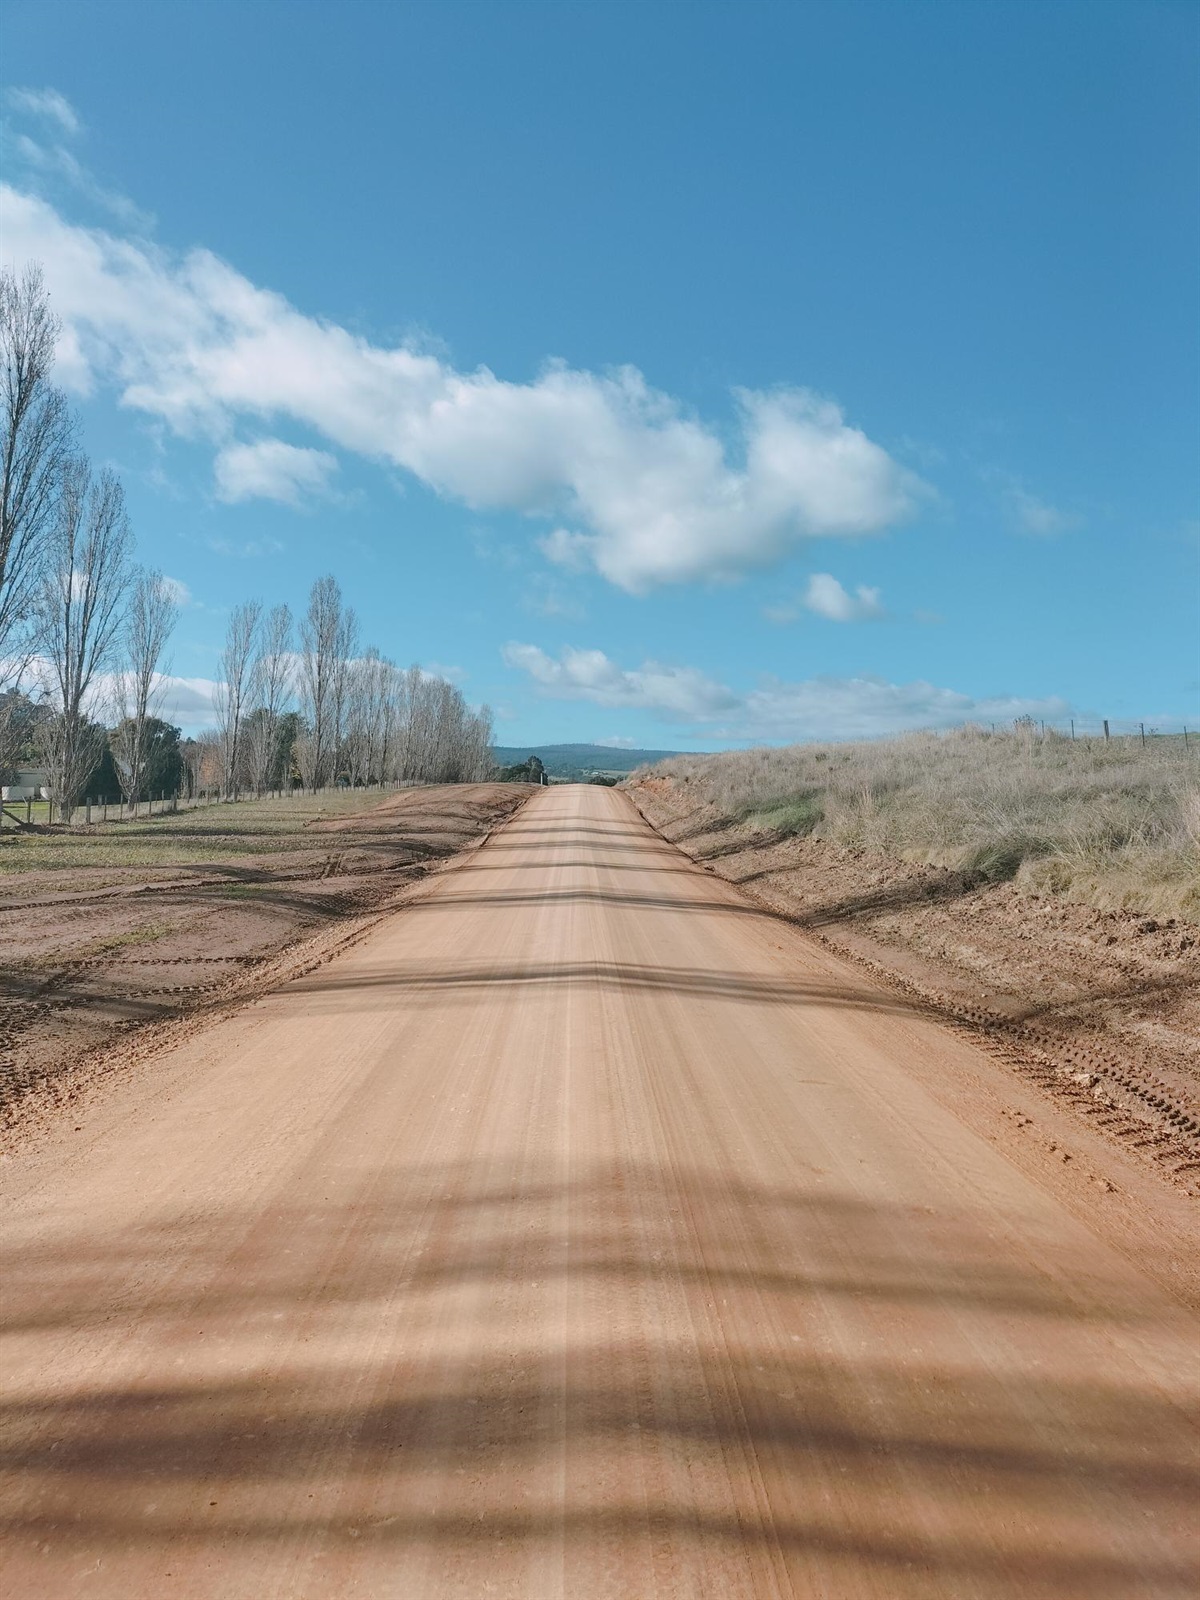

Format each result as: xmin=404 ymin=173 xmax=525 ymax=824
xmin=2 ymin=784 xmax=1195 ymax=1599
xmin=627 ymin=775 xmax=1200 ymax=1191
xmin=0 ymin=784 xmax=532 ymax=1135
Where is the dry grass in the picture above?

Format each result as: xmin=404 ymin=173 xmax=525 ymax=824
xmin=0 ymin=789 xmax=397 ymax=878
xmin=639 ymin=727 xmax=1200 ymax=922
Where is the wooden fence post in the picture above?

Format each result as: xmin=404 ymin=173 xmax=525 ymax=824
xmin=1103 ymin=720 xmax=1110 ymax=743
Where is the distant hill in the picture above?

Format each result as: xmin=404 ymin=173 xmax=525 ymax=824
xmin=491 ymin=743 xmax=684 ymax=779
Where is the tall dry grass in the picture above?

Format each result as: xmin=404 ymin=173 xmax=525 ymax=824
xmin=640 ymin=726 xmax=1200 ymax=922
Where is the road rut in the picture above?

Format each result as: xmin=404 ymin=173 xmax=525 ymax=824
xmin=1 ymin=784 xmax=1196 ymax=1597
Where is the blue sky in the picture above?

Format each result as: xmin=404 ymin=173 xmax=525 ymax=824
xmin=2 ymin=0 xmax=1197 ymax=745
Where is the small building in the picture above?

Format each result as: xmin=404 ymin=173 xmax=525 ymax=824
xmin=1 ymin=768 xmax=50 ymax=801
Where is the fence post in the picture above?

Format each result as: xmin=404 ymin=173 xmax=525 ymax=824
xmin=1140 ymin=722 xmax=1146 ymax=748
xmin=1103 ymin=720 xmax=1110 ymax=743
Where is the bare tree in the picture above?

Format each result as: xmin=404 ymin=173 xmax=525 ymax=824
xmin=183 ymin=727 xmax=222 ymax=798
xmin=0 ymin=264 xmax=73 ymax=681
xmin=331 ymin=601 xmax=359 ymax=780
xmin=110 ymin=569 xmax=178 ymax=809
xmin=213 ymin=600 xmax=261 ymax=797
xmin=245 ymin=601 xmax=293 ymax=791
xmin=36 ymin=459 xmax=131 ymax=817
xmin=297 ymin=575 xmax=345 ymax=790
xmin=342 ymin=646 xmax=393 ymax=786
xmin=387 ymin=665 xmax=493 ymax=785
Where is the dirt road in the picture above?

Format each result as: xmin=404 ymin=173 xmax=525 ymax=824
xmin=2 ymin=785 xmax=1196 ymax=1597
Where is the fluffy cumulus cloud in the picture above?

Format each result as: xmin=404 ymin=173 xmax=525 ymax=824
xmin=504 ymin=642 xmax=1068 ymax=742
xmin=149 ymin=673 xmax=222 ymax=727
xmin=38 ymin=662 xmax=220 ymax=732
xmin=1 ymin=185 xmax=927 ymax=590
xmin=502 ymin=643 xmax=740 ymax=720
xmin=213 ymin=438 xmax=339 ymax=506
xmin=803 ymin=573 xmax=885 ymax=622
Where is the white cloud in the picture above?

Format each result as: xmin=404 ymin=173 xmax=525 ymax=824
xmin=26 ymin=658 xmax=219 ymax=732
xmin=595 ymin=736 xmax=636 ymax=748
xmin=504 ymin=642 xmax=1069 ymax=741
xmin=803 ymin=572 xmax=885 ymax=622
xmin=149 ymin=672 xmax=221 ymax=728
xmin=422 ymin=661 xmax=466 ymax=684
xmin=8 ymin=88 xmax=80 ymax=136
xmin=213 ymin=439 xmax=339 ymax=506
xmin=159 ymin=575 xmax=191 ymax=607
xmin=207 ymin=534 xmax=285 ymax=559
xmin=1009 ymin=487 xmax=1081 ymax=537
xmin=2 ymin=186 xmax=928 ymax=590
xmin=6 ymin=94 xmax=154 ymax=232
xmin=502 ymin=643 xmax=739 ymax=720
xmin=735 ymin=677 xmax=1067 ymax=742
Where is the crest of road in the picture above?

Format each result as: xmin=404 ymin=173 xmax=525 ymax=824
xmin=2 ymin=785 xmax=1196 ymax=1598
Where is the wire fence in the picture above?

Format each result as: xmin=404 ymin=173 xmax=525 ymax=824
xmin=976 ymin=717 xmax=1195 ymax=749
xmin=0 ymin=780 xmax=406 ymax=830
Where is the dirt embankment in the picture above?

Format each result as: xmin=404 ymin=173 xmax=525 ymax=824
xmin=626 ymin=775 xmax=1200 ymax=1190
xmin=0 ymin=784 xmax=532 ymax=1137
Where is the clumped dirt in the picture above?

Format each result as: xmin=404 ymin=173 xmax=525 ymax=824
xmin=1 ymin=784 xmax=531 ymax=1132
xmin=627 ymin=775 xmax=1200 ymax=1188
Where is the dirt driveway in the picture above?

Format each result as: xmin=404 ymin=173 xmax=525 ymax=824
xmin=1 ymin=785 xmax=1196 ymax=1597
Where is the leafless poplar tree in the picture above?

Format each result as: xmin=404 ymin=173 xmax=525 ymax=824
xmin=331 ymin=601 xmax=359 ymax=778
xmin=110 ymin=569 xmax=179 ymax=808
xmin=297 ymin=575 xmax=345 ymax=790
xmin=183 ymin=728 xmax=222 ymax=797
xmin=36 ymin=459 xmax=131 ymax=817
xmin=389 ymin=665 xmax=493 ymax=784
xmin=1 ymin=264 xmax=73 ymax=681
xmin=342 ymin=646 xmax=393 ymax=786
xmin=213 ymin=599 xmax=261 ymax=797
xmin=245 ymin=601 xmax=293 ymax=791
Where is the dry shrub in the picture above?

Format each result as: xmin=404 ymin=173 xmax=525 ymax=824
xmin=639 ymin=727 xmax=1200 ymax=923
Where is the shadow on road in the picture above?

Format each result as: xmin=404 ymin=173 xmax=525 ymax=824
xmin=1 ymin=1162 xmax=1193 ymax=1594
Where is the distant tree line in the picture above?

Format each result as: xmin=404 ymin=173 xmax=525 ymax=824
xmin=193 ymin=576 xmax=494 ymax=799
xmin=0 ymin=263 xmax=494 ymax=818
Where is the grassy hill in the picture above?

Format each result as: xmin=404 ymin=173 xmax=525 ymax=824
xmin=491 ymin=743 xmax=685 ymax=780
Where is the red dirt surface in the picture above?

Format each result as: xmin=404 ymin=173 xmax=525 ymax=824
xmin=0 ymin=783 xmax=530 ymax=1134
xmin=1 ymin=785 xmax=1196 ymax=1597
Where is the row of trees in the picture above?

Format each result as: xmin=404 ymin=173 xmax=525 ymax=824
xmin=1 ymin=262 xmax=493 ymax=817
xmin=198 ymin=577 xmax=495 ymax=797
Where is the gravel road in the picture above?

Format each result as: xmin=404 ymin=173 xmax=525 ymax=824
xmin=2 ymin=784 xmax=1196 ymax=1597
